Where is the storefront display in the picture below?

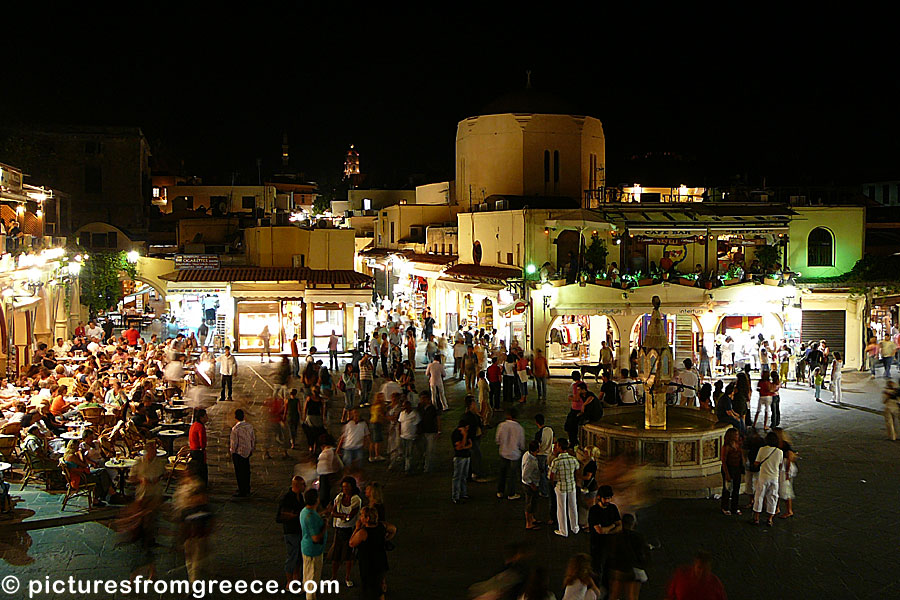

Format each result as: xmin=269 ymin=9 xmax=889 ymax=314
xmin=312 ymin=303 xmax=344 ymax=351
xmin=237 ymin=301 xmax=280 ymax=351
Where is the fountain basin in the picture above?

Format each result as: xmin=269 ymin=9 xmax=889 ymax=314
xmin=582 ymin=406 xmax=731 ymax=498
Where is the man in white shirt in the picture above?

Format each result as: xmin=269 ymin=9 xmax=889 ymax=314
xmin=86 ymin=321 xmax=104 ymax=340
xmin=495 ymin=408 xmax=525 ymax=500
xmin=426 ymin=354 xmax=447 ymax=411
xmin=217 ymin=346 xmax=237 ymax=402
xmin=752 ymin=432 xmax=784 ymax=526
xmin=398 ymin=403 xmax=420 ymax=473
xmin=337 ymin=409 xmax=369 ymax=467
xmin=86 ymin=338 xmax=101 ymax=356
xmin=677 ymin=358 xmax=700 ymax=407
xmin=229 ymin=408 xmax=256 ymax=497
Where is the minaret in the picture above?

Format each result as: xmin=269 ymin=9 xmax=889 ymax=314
xmin=343 ymin=145 xmax=361 ymax=187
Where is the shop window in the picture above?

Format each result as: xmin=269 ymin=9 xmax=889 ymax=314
xmin=107 ymin=231 xmax=118 ymax=249
xmin=363 ymin=198 xmax=372 ymax=210
xmin=448 ymin=243 xmax=453 ymax=255
xmin=553 ymin=150 xmax=560 ymax=184
xmin=473 ymin=241 xmax=482 ymax=265
xmin=78 ymin=232 xmax=90 ymax=248
xmin=807 ymin=227 xmax=834 ymax=267
xmin=390 ymin=222 xmax=395 ymax=244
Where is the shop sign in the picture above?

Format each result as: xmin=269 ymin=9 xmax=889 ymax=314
xmin=174 ymin=254 xmax=220 ymax=271
xmin=595 ymin=307 xmax=626 ymax=316
xmin=674 ymin=307 xmax=706 ymax=316
xmin=636 ymin=236 xmax=699 ymax=245
xmin=629 ymin=228 xmax=704 ymax=237
xmin=513 ymin=301 xmax=528 ymax=315
xmin=710 ymin=228 xmax=788 ymax=236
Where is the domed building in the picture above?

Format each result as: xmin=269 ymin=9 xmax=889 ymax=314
xmin=455 ymin=87 xmax=605 ymax=207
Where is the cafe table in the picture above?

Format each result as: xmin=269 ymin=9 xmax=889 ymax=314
xmin=104 ymin=457 xmax=137 ymax=496
xmin=155 ymin=430 xmax=184 ymax=455
xmin=60 ymin=431 xmax=83 ymax=441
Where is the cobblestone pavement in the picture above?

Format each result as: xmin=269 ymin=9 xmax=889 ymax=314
xmin=2 ymin=354 xmax=899 ymax=600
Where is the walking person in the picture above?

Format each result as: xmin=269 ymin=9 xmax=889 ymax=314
xmin=516 ymin=349 xmax=530 ymax=403
xmin=521 ymin=441 xmax=542 ymax=528
xmin=883 ymin=380 xmax=900 ymax=440
xmin=259 ymin=325 xmax=272 ymax=363
xmin=426 ymin=353 xmax=448 ymax=411
xmin=495 ymin=408 xmax=525 ymax=500
xmin=881 ymin=337 xmax=897 ymax=378
xmin=316 ymin=436 xmax=342 ymax=506
xmin=533 ymin=413 xmax=553 ymax=498
xmin=459 ymin=396 xmax=485 ymax=481
xmin=358 ymin=353 xmax=374 ymax=407
xmin=463 ymin=345 xmax=479 ymax=393
xmin=229 ymin=409 xmax=255 ymax=498
xmin=486 ymin=357 xmax=503 ymax=410
xmin=329 ymin=476 xmax=362 ymax=589
xmin=770 ymin=372 xmax=782 ymax=428
xmin=830 ymin=351 xmax=844 ymax=406
xmin=665 ymin=550 xmax=727 ymax=600
xmin=416 ymin=390 xmax=440 ymax=473
xmin=607 ymin=514 xmax=649 ymax=600
xmin=188 ymin=408 xmax=209 ymax=487
xmin=299 ymin=489 xmax=326 ymax=600
xmin=588 ymin=485 xmax=621 ymax=591
xmin=406 ymin=330 xmax=417 ymax=369
xmin=699 ymin=344 xmax=712 ymax=380
xmin=287 ymin=389 xmax=301 ymax=450
xmin=774 ymin=428 xmax=797 ymax=519
xmin=339 ymin=364 xmax=359 ymax=424
xmin=549 ymin=437 xmax=580 ymax=537
xmin=451 ymin=422 xmax=472 ymax=504
xmin=217 ymin=346 xmax=237 ymax=402
xmin=349 ymin=506 xmax=397 ymax=600
xmin=753 ymin=370 xmax=773 ymax=431
xmin=290 ymin=334 xmax=301 ymax=378
xmin=398 ymin=400 xmax=420 ymax=473
xmin=532 ymin=349 xmax=549 ymax=402
xmin=277 ymin=475 xmax=307 ymax=586
xmin=720 ymin=428 xmax=743 ymax=516
xmin=264 ymin=395 xmax=290 ymax=460
xmin=751 ymin=431 xmax=784 ymax=526
xmin=174 ymin=472 xmax=213 ymax=583
xmin=503 ymin=352 xmax=520 ymax=403
xmin=337 ymin=409 xmax=370 ymax=469
xmin=561 ymin=554 xmax=603 ymax=600
xmin=274 ymin=356 xmax=291 ymax=400
xmin=328 ymin=330 xmax=340 ymax=371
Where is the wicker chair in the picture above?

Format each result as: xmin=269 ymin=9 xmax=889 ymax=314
xmin=0 ymin=434 xmax=15 ymax=461
xmin=164 ymin=446 xmax=192 ymax=493
xmin=81 ymin=406 xmax=104 ymax=422
xmin=21 ymin=450 xmax=62 ymax=491
xmin=60 ymin=463 xmax=96 ymax=510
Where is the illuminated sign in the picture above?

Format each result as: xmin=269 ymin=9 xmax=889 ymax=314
xmin=174 ymin=254 xmax=220 ymax=271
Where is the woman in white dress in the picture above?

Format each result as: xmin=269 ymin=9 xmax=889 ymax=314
xmin=831 ymin=352 xmax=844 ymax=406
xmin=722 ymin=337 xmax=734 ymax=374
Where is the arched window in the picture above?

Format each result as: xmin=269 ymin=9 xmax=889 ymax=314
xmin=807 ymin=227 xmax=834 ymax=267
xmin=473 ymin=241 xmax=483 ymax=265
xmin=544 ymin=151 xmax=550 ymax=183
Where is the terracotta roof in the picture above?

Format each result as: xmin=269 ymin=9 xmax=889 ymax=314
xmin=160 ymin=267 xmax=372 ymax=287
xmin=358 ymin=248 xmax=457 ymax=265
xmin=443 ymin=263 xmax=522 ymax=281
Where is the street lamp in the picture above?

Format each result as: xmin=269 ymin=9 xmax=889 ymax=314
xmin=126 ymin=250 xmax=140 ymax=264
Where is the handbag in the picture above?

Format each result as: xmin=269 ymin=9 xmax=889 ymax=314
xmin=633 ymin=568 xmax=649 ymax=583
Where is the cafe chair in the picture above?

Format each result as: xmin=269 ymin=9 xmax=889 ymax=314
xmin=21 ymin=451 xmax=62 ymax=492
xmin=60 ymin=463 xmax=96 ymax=510
xmin=81 ymin=406 xmax=104 ymax=422
xmin=0 ymin=434 xmax=16 ymax=462
xmin=164 ymin=446 xmax=192 ymax=493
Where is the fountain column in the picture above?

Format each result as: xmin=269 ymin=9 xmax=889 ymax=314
xmin=639 ymin=296 xmax=675 ymax=429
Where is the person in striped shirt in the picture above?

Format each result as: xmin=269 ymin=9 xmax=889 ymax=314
xmin=549 ymin=438 xmax=580 ymax=538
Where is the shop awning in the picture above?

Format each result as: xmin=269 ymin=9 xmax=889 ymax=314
xmin=231 ymin=282 xmax=304 ymax=299
xmin=443 ymin=264 xmax=522 ymax=281
xmin=435 ymin=278 xmax=475 ymax=294
xmin=160 ymin=267 xmax=372 ymax=288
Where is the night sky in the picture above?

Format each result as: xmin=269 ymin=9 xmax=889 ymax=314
xmin=2 ymin=10 xmax=896 ymax=189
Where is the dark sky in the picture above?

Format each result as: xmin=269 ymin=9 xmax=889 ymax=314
xmin=2 ymin=9 xmax=897 ymax=188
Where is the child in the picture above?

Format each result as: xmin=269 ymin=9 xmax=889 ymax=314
xmin=813 ymin=367 xmax=823 ymax=402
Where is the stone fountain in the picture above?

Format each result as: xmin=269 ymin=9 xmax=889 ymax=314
xmin=581 ymin=296 xmax=731 ymax=497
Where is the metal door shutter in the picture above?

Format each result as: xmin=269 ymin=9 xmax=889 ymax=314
xmin=801 ymin=310 xmax=846 ymax=357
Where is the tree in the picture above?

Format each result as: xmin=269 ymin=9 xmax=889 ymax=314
xmin=78 ymin=251 xmax=137 ymax=316
xmin=584 ymin=234 xmax=608 ymax=278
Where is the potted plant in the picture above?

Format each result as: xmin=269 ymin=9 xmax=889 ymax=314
xmin=720 ymin=265 xmax=742 ymax=286
xmin=677 ymin=272 xmax=698 ymax=286
xmin=756 ymin=244 xmax=781 ymax=283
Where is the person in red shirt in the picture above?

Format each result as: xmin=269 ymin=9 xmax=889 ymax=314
xmin=486 ymin=357 xmax=503 ymax=410
xmin=74 ymin=322 xmax=86 ymax=338
xmin=665 ymin=550 xmax=728 ymax=600
xmin=123 ymin=326 xmax=141 ymax=347
xmin=189 ymin=409 xmax=209 ymax=487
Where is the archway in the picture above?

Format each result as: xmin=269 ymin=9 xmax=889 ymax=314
xmin=714 ymin=312 xmax=785 ymax=370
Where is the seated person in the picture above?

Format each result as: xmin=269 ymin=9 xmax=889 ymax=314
xmin=616 ymin=369 xmax=639 ymax=405
xmin=22 ymin=425 xmax=59 ymax=466
xmin=60 ymin=439 xmax=109 ymax=508
xmin=70 ymin=337 xmax=88 ymax=354
xmin=49 ymin=386 xmax=75 ymax=418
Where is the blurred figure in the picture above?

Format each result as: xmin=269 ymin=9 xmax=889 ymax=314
xmin=468 ymin=541 xmax=533 ymax=600
xmin=277 ymin=475 xmax=306 ymax=586
xmin=561 ymin=553 xmax=601 ymax=600
xmin=883 ymin=380 xmax=900 ymax=440
xmin=664 ymin=550 xmax=727 ymax=600
xmin=607 ymin=514 xmax=648 ymax=600
xmin=174 ymin=472 xmax=213 ymax=583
